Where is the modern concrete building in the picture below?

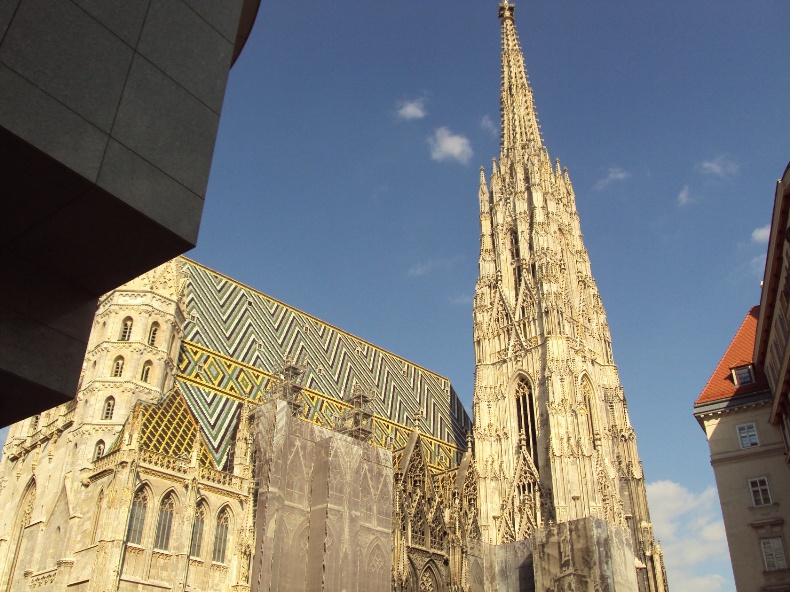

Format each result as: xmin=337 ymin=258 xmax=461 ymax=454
xmin=695 ymin=307 xmax=790 ymax=591
xmin=0 ymin=0 xmax=260 ymax=425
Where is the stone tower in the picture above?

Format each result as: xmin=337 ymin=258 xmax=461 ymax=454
xmin=472 ymin=2 xmax=667 ymax=590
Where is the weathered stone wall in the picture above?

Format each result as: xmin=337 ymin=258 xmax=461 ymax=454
xmin=251 ymin=400 xmax=393 ymax=592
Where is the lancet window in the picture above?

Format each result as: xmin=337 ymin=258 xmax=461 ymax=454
xmin=102 ymin=396 xmax=115 ymax=420
xmin=148 ymin=322 xmax=159 ymax=346
xmin=112 ymin=357 xmax=124 ymax=378
xmin=154 ymin=493 xmax=176 ymax=551
xmin=515 ymin=379 xmax=539 ymax=471
xmin=126 ymin=488 xmax=148 ymax=545
xmin=93 ymin=440 xmax=105 ymax=461
xmin=212 ymin=508 xmax=231 ymax=564
xmin=411 ymin=506 xmax=427 ymax=547
xmin=119 ymin=318 xmax=133 ymax=341
xmin=190 ymin=502 xmax=206 ymax=558
xmin=91 ymin=490 xmax=103 ymax=544
xmin=508 ymin=228 xmax=523 ymax=287
xmin=140 ymin=361 xmax=152 ymax=383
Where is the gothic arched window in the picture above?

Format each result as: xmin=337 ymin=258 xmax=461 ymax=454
xmin=190 ymin=502 xmax=207 ymax=558
xmin=411 ymin=506 xmax=427 ymax=547
xmin=126 ymin=488 xmax=148 ymax=545
xmin=154 ymin=493 xmax=176 ymax=551
xmin=419 ymin=566 xmax=438 ymax=592
xmin=508 ymin=228 xmax=523 ymax=287
xmin=93 ymin=440 xmax=105 ymax=461
xmin=212 ymin=507 xmax=231 ymax=563
xmin=119 ymin=318 xmax=133 ymax=341
xmin=112 ymin=357 xmax=124 ymax=378
xmin=515 ymin=379 xmax=539 ymax=471
xmin=102 ymin=396 xmax=115 ymax=420
xmin=582 ymin=378 xmax=598 ymax=449
xmin=140 ymin=361 xmax=152 ymax=383
xmin=148 ymin=322 xmax=160 ymax=347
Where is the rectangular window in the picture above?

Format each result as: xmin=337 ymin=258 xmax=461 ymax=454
xmin=749 ymin=478 xmax=772 ymax=506
xmin=737 ymin=423 xmax=759 ymax=448
xmin=761 ymin=537 xmax=788 ymax=571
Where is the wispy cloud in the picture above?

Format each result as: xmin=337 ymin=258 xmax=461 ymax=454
xmin=698 ymin=155 xmax=739 ymax=177
xmin=646 ymin=480 xmax=734 ymax=592
xmin=396 ymin=98 xmax=427 ymax=120
xmin=428 ymin=127 xmax=473 ymax=164
xmin=449 ymin=294 xmax=473 ymax=305
xmin=751 ymin=254 xmax=766 ymax=276
xmin=752 ymin=224 xmax=770 ymax=244
xmin=677 ymin=185 xmax=692 ymax=206
xmin=480 ymin=115 xmax=498 ymax=136
xmin=594 ymin=167 xmax=629 ymax=190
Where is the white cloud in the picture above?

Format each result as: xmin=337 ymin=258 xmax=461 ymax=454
xmin=428 ymin=127 xmax=473 ymax=164
xmin=646 ymin=480 xmax=734 ymax=592
xmin=396 ymin=98 xmax=427 ymax=120
xmin=698 ymin=155 xmax=739 ymax=177
xmin=594 ymin=167 xmax=629 ymax=190
xmin=677 ymin=185 xmax=691 ymax=206
xmin=752 ymin=224 xmax=770 ymax=244
xmin=480 ymin=115 xmax=498 ymax=136
xmin=408 ymin=261 xmax=436 ymax=277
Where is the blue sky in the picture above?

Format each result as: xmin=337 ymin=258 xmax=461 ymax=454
xmin=4 ymin=2 xmax=788 ymax=589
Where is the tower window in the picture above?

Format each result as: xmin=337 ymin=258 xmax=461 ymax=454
xmin=737 ymin=423 xmax=759 ymax=448
xmin=140 ymin=362 xmax=152 ymax=383
xmin=761 ymin=537 xmax=788 ymax=571
xmin=93 ymin=440 xmax=105 ymax=461
xmin=749 ymin=478 xmax=772 ymax=506
xmin=515 ymin=379 xmax=539 ymax=471
xmin=119 ymin=318 xmax=133 ymax=341
xmin=112 ymin=357 xmax=124 ymax=378
xmin=102 ymin=396 xmax=115 ymax=420
xmin=148 ymin=323 xmax=159 ymax=347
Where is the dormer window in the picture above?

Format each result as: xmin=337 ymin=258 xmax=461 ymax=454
xmin=732 ymin=364 xmax=754 ymax=386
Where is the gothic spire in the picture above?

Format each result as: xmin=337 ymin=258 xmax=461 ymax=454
xmin=498 ymin=1 xmax=543 ymax=156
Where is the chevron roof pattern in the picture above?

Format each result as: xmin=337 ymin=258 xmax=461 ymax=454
xmin=180 ymin=259 xmax=472 ymax=447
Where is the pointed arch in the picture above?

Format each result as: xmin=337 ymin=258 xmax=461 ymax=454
xmin=212 ymin=506 xmax=232 ymax=564
xmin=6 ymin=478 xmax=36 ymax=589
xmin=513 ymin=375 xmax=539 ymax=471
xmin=410 ymin=504 xmax=427 ymax=548
xmin=111 ymin=356 xmax=124 ymax=378
xmin=419 ymin=562 xmax=439 ymax=592
xmin=140 ymin=360 xmax=153 ymax=383
xmin=190 ymin=499 xmax=208 ymax=558
xmin=126 ymin=486 xmax=150 ymax=545
xmin=153 ymin=490 xmax=178 ymax=551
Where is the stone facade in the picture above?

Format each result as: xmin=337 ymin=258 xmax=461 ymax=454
xmin=0 ymin=3 xmax=667 ymax=591
xmin=471 ymin=2 xmax=666 ymax=590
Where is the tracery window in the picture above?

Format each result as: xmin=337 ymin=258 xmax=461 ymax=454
xmin=411 ymin=506 xmax=427 ymax=547
xmin=419 ymin=567 xmax=437 ymax=592
xmin=112 ymin=357 xmax=124 ymax=378
xmin=212 ymin=508 xmax=231 ymax=563
xmin=102 ymin=396 xmax=115 ymax=420
xmin=93 ymin=440 xmax=105 ymax=461
xmin=119 ymin=318 xmax=133 ymax=341
xmin=190 ymin=502 xmax=206 ymax=558
xmin=148 ymin=322 xmax=160 ymax=347
xmin=126 ymin=489 xmax=148 ymax=545
xmin=430 ymin=509 xmax=445 ymax=550
xmin=154 ymin=493 xmax=176 ymax=551
xmin=515 ymin=379 xmax=539 ymax=470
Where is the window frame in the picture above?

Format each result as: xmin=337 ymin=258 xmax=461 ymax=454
xmin=153 ymin=493 xmax=176 ymax=552
xmin=102 ymin=396 xmax=115 ymax=420
xmin=737 ymin=423 xmax=759 ymax=449
xmin=212 ymin=507 xmax=231 ymax=564
xmin=749 ymin=477 xmax=772 ymax=507
xmin=761 ymin=537 xmax=788 ymax=571
xmin=126 ymin=489 xmax=148 ymax=546
xmin=119 ymin=318 xmax=133 ymax=342
xmin=732 ymin=365 xmax=755 ymax=386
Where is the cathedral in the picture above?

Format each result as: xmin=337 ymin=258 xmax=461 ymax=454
xmin=0 ymin=3 xmax=667 ymax=591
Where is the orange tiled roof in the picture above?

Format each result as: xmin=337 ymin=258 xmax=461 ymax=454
xmin=695 ymin=306 xmax=769 ymax=406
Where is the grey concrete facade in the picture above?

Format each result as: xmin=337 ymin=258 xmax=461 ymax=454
xmin=0 ymin=0 xmax=260 ymax=425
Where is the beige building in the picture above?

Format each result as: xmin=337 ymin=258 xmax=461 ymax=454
xmin=695 ymin=307 xmax=790 ymax=591
xmin=0 ymin=2 xmax=667 ymax=591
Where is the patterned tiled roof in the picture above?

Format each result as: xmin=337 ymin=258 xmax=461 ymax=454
xmin=695 ymin=306 xmax=769 ymax=406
